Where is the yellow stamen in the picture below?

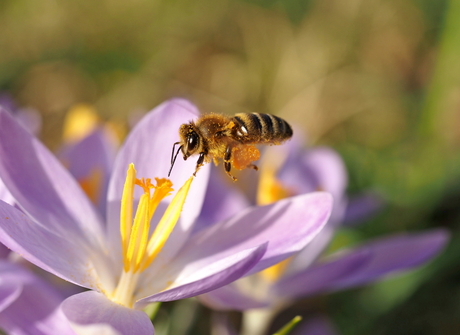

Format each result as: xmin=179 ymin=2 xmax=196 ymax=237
xmin=140 ymin=177 xmax=192 ymax=272
xmin=148 ymin=178 xmax=174 ymax=220
xmin=111 ymin=163 xmax=192 ymax=306
xmin=120 ymin=164 xmax=136 ymax=266
xmin=257 ymin=167 xmax=291 ymax=206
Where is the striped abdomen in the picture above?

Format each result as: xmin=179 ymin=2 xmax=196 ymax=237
xmin=232 ymin=113 xmax=293 ymax=144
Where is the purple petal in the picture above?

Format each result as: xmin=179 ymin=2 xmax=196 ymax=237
xmin=194 ymin=166 xmax=250 ymax=233
xmin=293 ymin=316 xmax=340 ymax=335
xmin=136 ymin=243 xmax=267 ymax=306
xmin=106 ymin=99 xmax=210 ymax=269
xmin=173 ymin=192 xmax=332 ymax=277
xmin=343 ymin=192 xmax=384 ymax=226
xmin=0 ymin=261 xmax=75 ymax=335
xmin=198 ymin=283 xmax=268 ymax=311
xmin=273 ymin=249 xmax=370 ymax=299
xmin=62 ymin=291 xmax=154 ymax=335
xmin=328 ymin=229 xmax=450 ymax=290
xmin=58 ymin=128 xmax=117 ymax=218
xmin=0 ymin=93 xmax=17 ymax=112
xmin=0 ymin=178 xmax=15 ymax=206
xmin=0 ymin=201 xmax=112 ymax=290
xmin=15 ymin=107 xmax=42 ymax=136
xmin=0 ymin=107 xmax=106 ymax=246
xmin=0 ymin=279 xmax=21 ymax=312
xmin=284 ymin=219 xmax=337 ymax=276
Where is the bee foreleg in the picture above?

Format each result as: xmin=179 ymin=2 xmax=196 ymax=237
xmin=193 ymin=152 xmax=206 ymax=177
xmin=247 ymin=164 xmax=259 ymax=171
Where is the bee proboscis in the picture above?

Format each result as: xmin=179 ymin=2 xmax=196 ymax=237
xmin=168 ymin=112 xmax=293 ymax=181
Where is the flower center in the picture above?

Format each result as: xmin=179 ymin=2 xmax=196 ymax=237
xmin=110 ymin=163 xmax=192 ymax=307
xmin=256 ymin=166 xmax=291 ymax=206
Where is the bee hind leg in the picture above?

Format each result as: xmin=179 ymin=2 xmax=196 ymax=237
xmin=247 ymin=164 xmax=258 ymax=171
xmin=224 ymin=146 xmax=237 ymax=181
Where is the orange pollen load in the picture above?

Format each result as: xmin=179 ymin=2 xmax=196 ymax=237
xmin=231 ymin=145 xmax=261 ymax=170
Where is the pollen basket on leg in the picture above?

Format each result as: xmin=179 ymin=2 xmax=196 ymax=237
xmin=231 ymin=145 xmax=261 ymax=170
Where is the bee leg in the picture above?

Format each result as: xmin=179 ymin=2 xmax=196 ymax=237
xmin=193 ymin=152 xmax=206 ymax=177
xmin=247 ymin=164 xmax=259 ymax=171
xmin=224 ymin=146 xmax=237 ymax=181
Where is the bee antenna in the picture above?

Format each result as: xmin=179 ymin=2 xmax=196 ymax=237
xmin=168 ymin=142 xmax=182 ymax=177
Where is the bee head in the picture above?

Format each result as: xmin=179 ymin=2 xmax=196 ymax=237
xmin=179 ymin=123 xmax=201 ymax=159
xmin=168 ymin=123 xmax=201 ymax=177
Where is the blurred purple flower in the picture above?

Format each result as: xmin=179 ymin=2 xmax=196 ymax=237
xmin=0 ymin=99 xmax=332 ymax=334
xmin=197 ymin=130 xmax=449 ymax=335
xmin=57 ymin=128 xmax=118 ymax=219
xmin=0 ymin=260 xmax=75 ymax=335
xmin=0 ymin=93 xmax=41 ymax=136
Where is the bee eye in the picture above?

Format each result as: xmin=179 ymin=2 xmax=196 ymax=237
xmin=187 ymin=132 xmax=199 ymax=152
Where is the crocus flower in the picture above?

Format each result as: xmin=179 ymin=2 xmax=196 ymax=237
xmin=0 ymin=99 xmax=333 ymax=335
xmin=197 ymin=135 xmax=449 ymax=335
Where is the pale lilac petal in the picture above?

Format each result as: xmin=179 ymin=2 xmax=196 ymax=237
xmin=0 ymin=243 xmax=10 ymax=259
xmin=293 ymin=316 xmax=340 ymax=335
xmin=198 ymin=283 xmax=268 ymax=311
xmin=343 ymin=192 xmax=384 ymax=226
xmin=279 ymin=147 xmax=347 ymax=200
xmin=173 ymin=192 xmax=332 ymax=277
xmin=0 ymin=108 xmax=105 ymax=247
xmin=0 ymin=177 xmax=15 ymax=206
xmin=107 ymin=99 xmax=210 ymax=270
xmin=15 ymin=108 xmax=42 ymax=136
xmin=136 ymin=244 xmax=267 ymax=306
xmin=327 ymin=229 xmax=449 ymax=290
xmin=58 ymin=128 xmax=117 ymax=218
xmin=284 ymin=220 xmax=336 ymax=276
xmin=274 ymin=249 xmax=370 ymax=299
xmin=0 ymin=280 xmax=21 ymax=312
xmin=0 ymin=261 xmax=75 ymax=335
xmin=62 ymin=291 xmax=154 ymax=335
xmin=194 ymin=166 xmax=250 ymax=233
xmin=0 ymin=201 xmax=112 ymax=290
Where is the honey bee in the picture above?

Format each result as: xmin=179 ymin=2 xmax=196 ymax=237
xmin=168 ymin=113 xmax=293 ymax=181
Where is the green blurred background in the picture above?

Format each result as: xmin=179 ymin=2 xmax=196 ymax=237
xmin=1 ymin=0 xmax=460 ymax=334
